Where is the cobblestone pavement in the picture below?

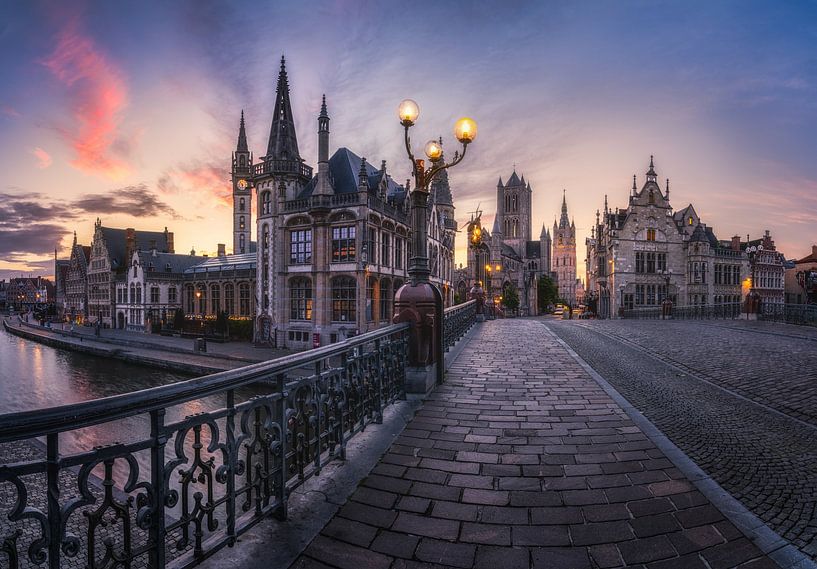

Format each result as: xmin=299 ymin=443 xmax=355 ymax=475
xmin=546 ymin=319 xmax=817 ymax=561
xmin=291 ymin=319 xmax=775 ymax=569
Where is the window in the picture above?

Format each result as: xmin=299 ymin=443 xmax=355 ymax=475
xmin=688 ymin=217 xmax=693 ymax=226
xmin=211 ymin=284 xmax=220 ymax=313
xmin=239 ymin=197 xmax=245 ymax=212
xmin=332 ymin=226 xmax=356 ymax=262
xmin=657 ymin=253 xmax=666 ymax=272
xmin=381 ymin=233 xmax=390 ymax=268
xmin=646 ymin=229 xmax=656 ymax=241
xmin=261 ymin=191 xmax=271 ymax=215
xmin=332 ymin=276 xmax=356 ymax=322
xmin=239 ymin=215 xmax=245 ymax=230
xmin=150 ymin=287 xmax=159 ymax=303
xmin=290 ymin=229 xmax=312 ymax=264
xmin=197 ymin=285 xmax=206 ymax=314
xmin=168 ymin=287 xmax=177 ymax=303
xmin=290 ymin=278 xmax=312 ymax=320
xmin=224 ymin=283 xmax=234 ymax=315
xmin=635 ymin=252 xmax=644 ymax=273
xmin=636 ymin=285 xmax=644 ymax=305
xmin=367 ymin=227 xmax=378 ymax=265
xmin=186 ymin=284 xmax=195 ymax=313
xmin=646 ymin=252 xmax=656 ymax=273
xmin=366 ymin=277 xmax=376 ymax=322
xmin=239 ymin=283 xmax=250 ymax=316
xmin=646 ymin=285 xmax=656 ymax=305
xmin=379 ymin=279 xmax=391 ymax=322
xmin=394 ymin=237 xmax=403 ymax=269
xmin=239 ymin=234 xmax=245 ymax=253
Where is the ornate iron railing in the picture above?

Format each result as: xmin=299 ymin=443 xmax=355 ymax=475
xmin=0 ymin=324 xmax=409 ymax=569
xmin=622 ymin=302 xmax=743 ymax=320
xmin=759 ymin=303 xmax=817 ymax=326
xmin=443 ymin=300 xmax=477 ymax=352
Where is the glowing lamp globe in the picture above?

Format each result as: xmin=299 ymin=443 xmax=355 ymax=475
xmin=424 ymin=139 xmax=443 ymax=162
xmin=398 ymin=99 xmax=420 ymax=125
xmin=454 ymin=117 xmax=477 ymax=143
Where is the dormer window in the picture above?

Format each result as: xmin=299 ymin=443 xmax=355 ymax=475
xmin=165 ymin=263 xmax=172 ymax=272
xmin=688 ymin=217 xmax=693 ymax=226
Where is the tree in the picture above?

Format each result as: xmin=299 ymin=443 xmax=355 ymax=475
xmin=173 ymin=308 xmax=185 ymax=331
xmin=537 ymin=275 xmax=559 ymax=314
xmin=502 ymin=282 xmax=520 ymax=313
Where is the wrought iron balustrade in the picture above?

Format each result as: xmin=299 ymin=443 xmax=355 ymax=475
xmin=443 ymin=300 xmax=477 ymax=352
xmin=0 ymin=324 xmax=409 ymax=569
xmin=622 ymin=302 xmax=743 ymax=320
xmin=758 ymin=303 xmax=817 ymax=326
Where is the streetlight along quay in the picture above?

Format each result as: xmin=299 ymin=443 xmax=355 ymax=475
xmin=393 ymin=99 xmax=476 ymax=396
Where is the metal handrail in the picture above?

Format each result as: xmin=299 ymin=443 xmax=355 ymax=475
xmin=0 ymin=323 xmax=409 ymax=443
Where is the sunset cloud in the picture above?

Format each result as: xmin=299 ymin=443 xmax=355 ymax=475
xmin=31 ymin=147 xmax=52 ymax=169
xmin=73 ymin=185 xmax=180 ymax=218
xmin=40 ymin=19 xmax=130 ymax=179
xmin=158 ymin=161 xmax=231 ymax=208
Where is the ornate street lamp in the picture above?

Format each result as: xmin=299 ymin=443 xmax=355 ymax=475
xmin=658 ymin=269 xmax=673 ymax=319
xmin=393 ymin=100 xmax=476 ymax=392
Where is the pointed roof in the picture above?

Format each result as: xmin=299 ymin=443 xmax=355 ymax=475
xmin=497 ymin=177 xmax=504 ymax=187
xmin=540 ymin=223 xmax=547 ymax=239
xmin=647 ymin=155 xmax=657 ymax=177
xmin=492 ymin=214 xmax=502 ymax=235
xmin=559 ymin=190 xmax=570 ymax=229
xmin=236 ymin=110 xmax=248 ymax=152
xmin=506 ymin=171 xmax=522 ymax=187
xmin=298 ymin=147 xmax=406 ymax=202
xmin=319 ymin=94 xmax=328 ymax=119
xmin=431 ymin=139 xmax=453 ymax=206
xmin=265 ymin=56 xmax=301 ymax=161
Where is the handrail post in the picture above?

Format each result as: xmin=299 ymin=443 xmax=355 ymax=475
xmin=46 ymin=433 xmax=60 ymax=569
xmin=225 ymin=390 xmax=237 ymax=544
xmin=274 ymin=373 xmax=288 ymax=521
xmin=149 ymin=409 xmax=166 ymax=569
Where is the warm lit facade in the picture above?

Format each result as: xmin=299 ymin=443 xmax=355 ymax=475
xmin=235 ymin=58 xmax=455 ymax=348
xmin=585 ymin=157 xmax=756 ymax=317
xmin=456 ymin=171 xmax=551 ymax=316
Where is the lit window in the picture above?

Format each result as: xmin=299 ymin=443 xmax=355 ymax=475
xmin=647 ymin=229 xmax=656 ymax=242
xmin=332 ymin=226 xmax=356 ymax=262
xmin=290 ymin=278 xmax=312 ymax=320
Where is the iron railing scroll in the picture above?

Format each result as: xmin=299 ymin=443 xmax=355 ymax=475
xmin=443 ymin=299 xmax=477 ymax=352
xmin=0 ymin=323 xmax=409 ymax=569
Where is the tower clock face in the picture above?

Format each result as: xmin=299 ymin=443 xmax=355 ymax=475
xmin=237 ymin=179 xmax=248 ymax=190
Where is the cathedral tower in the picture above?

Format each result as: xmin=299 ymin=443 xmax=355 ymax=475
xmin=495 ymin=170 xmax=532 ymax=257
xmin=553 ymin=190 xmax=577 ymax=304
xmin=232 ymin=110 xmax=252 ymax=254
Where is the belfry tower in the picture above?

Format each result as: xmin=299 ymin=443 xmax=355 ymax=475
xmin=232 ymin=110 xmax=252 ymax=254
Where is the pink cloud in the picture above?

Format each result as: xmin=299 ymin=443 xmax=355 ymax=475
xmin=31 ymin=147 xmax=52 ymax=169
xmin=40 ymin=19 xmax=130 ymax=179
xmin=158 ymin=161 xmax=231 ymax=208
xmin=1 ymin=105 xmax=21 ymax=118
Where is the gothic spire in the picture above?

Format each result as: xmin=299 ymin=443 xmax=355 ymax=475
xmin=497 ymin=177 xmax=504 ymax=187
xmin=237 ymin=110 xmax=248 ymax=152
xmin=559 ymin=190 xmax=570 ymax=229
xmin=319 ymin=94 xmax=328 ymax=118
xmin=430 ymin=138 xmax=453 ymax=206
xmin=265 ymin=55 xmax=301 ymax=162
xmin=666 ymin=178 xmax=670 ymax=199
xmin=632 ymin=174 xmax=637 ymax=192
xmin=540 ymin=223 xmax=547 ymax=239
xmin=358 ymin=157 xmax=369 ymax=190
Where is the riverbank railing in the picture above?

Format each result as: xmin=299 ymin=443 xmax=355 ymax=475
xmin=622 ymin=302 xmax=743 ymax=320
xmin=0 ymin=323 xmax=408 ymax=569
xmin=759 ymin=303 xmax=817 ymax=326
xmin=442 ymin=299 xmax=477 ymax=352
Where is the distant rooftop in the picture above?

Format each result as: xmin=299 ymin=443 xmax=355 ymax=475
xmin=184 ymin=253 xmax=256 ymax=274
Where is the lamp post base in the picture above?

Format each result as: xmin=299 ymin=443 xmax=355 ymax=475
xmin=405 ymin=363 xmax=439 ymax=399
xmin=393 ymin=281 xmax=443 ymax=398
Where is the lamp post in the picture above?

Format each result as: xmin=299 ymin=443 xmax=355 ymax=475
xmin=745 ymin=243 xmax=763 ymax=317
xmin=618 ymin=284 xmax=625 ymax=318
xmin=658 ymin=268 xmax=673 ymax=319
xmin=393 ymin=100 xmax=476 ymax=395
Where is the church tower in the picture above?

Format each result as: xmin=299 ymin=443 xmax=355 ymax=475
xmin=231 ymin=110 xmax=252 ymax=254
xmin=496 ymin=170 xmax=532 ymax=257
xmin=552 ymin=190 xmax=577 ymax=304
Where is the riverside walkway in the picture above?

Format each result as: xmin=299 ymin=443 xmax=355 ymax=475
xmin=290 ymin=319 xmax=780 ymax=569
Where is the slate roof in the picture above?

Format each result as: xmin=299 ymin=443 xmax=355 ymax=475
xmin=298 ymin=148 xmax=407 ymax=203
xmin=185 ymin=253 xmax=256 ymax=274
xmin=138 ymin=251 xmax=203 ymax=274
xmin=501 ymin=243 xmax=521 ymax=261
xmin=100 ymin=227 xmax=172 ymax=270
xmin=505 ymin=171 xmax=522 ymax=187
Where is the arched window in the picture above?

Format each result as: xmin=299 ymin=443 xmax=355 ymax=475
xmin=239 ymin=197 xmax=245 ymax=212
xmin=239 ymin=283 xmax=250 ymax=316
xmin=239 ymin=215 xmax=245 ymax=230
xmin=224 ymin=283 xmax=235 ymax=315
xmin=290 ymin=277 xmax=312 ymax=321
xmin=197 ymin=284 xmax=206 ymax=314
xmin=332 ymin=276 xmax=356 ymax=322
xmin=239 ymin=234 xmax=246 ymax=254
xmin=211 ymin=284 xmax=220 ymax=314
xmin=261 ymin=191 xmax=271 ymax=215
xmin=186 ymin=284 xmax=195 ymax=313
xmin=129 ymin=283 xmax=135 ymax=304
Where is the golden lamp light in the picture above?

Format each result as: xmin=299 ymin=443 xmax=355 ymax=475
xmin=398 ymin=99 xmax=420 ymax=126
xmin=424 ymin=139 xmax=443 ymax=162
xmin=454 ymin=117 xmax=477 ymax=144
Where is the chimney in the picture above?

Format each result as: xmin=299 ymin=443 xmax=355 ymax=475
xmin=731 ymin=235 xmax=741 ymax=251
xmin=217 ymin=243 xmax=226 ymax=257
xmin=165 ymin=230 xmax=175 ymax=253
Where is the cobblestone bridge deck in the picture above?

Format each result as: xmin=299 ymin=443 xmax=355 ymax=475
xmin=289 ymin=319 xmax=796 ymax=569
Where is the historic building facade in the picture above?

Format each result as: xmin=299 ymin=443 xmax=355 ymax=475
xmin=65 ymin=234 xmax=91 ymax=322
xmin=457 ymin=171 xmax=552 ymax=316
xmin=552 ymin=192 xmax=577 ymax=305
xmin=87 ymin=220 xmax=175 ymax=327
xmin=785 ymin=245 xmax=817 ymax=305
xmin=114 ymin=249 xmax=203 ymax=331
xmin=746 ymin=230 xmax=785 ymax=309
xmin=236 ymin=57 xmax=455 ymax=348
xmin=585 ymin=157 xmax=758 ymax=318
xmin=182 ymin=252 xmax=256 ymax=322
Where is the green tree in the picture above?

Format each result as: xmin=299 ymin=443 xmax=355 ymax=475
xmin=502 ymin=282 xmax=520 ymax=313
xmin=173 ymin=308 xmax=185 ymax=331
xmin=537 ymin=275 xmax=559 ymax=313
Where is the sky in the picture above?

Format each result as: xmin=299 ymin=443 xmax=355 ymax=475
xmin=1 ymin=0 xmax=816 ymax=282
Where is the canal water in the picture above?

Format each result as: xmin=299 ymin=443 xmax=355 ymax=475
xmin=0 ymin=320 xmax=275 ymax=489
